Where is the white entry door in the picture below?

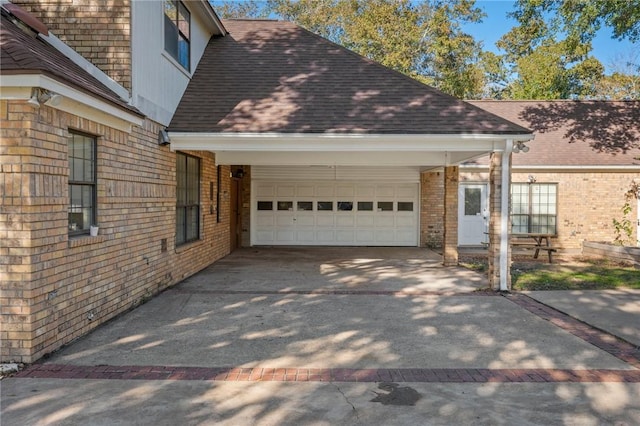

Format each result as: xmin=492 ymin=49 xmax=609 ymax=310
xmin=458 ymin=184 xmax=488 ymax=246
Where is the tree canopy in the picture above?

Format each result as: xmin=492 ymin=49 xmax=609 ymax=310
xmin=211 ymin=0 xmax=640 ymax=100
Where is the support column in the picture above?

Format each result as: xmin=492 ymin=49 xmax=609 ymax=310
xmin=488 ymin=148 xmax=512 ymax=290
xmin=443 ymin=166 xmax=459 ymax=266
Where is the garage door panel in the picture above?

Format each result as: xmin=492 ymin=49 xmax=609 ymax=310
xmin=316 ymin=185 xmax=334 ymax=197
xmin=375 ymin=216 xmax=395 ymax=227
xmin=276 ymin=230 xmax=295 ymax=241
xmin=396 ymin=216 xmax=415 ymax=227
xmin=297 ymin=185 xmax=315 ymax=197
xmin=336 ymin=230 xmax=355 ymax=242
xmin=356 ymin=230 xmax=375 ymax=242
xmin=317 ymin=216 xmax=335 ymax=226
xmin=376 ymin=186 xmax=395 ymax=197
xmin=296 ymin=215 xmax=315 ymax=226
xmin=337 ymin=185 xmax=354 ymax=197
xmin=356 ymin=185 xmax=375 ymax=197
xmin=316 ymin=231 xmax=335 ymax=242
xmin=375 ymin=230 xmax=395 ymax=242
xmin=276 ymin=215 xmax=294 ymax=226
xmin=277 ymin=185 xmax=295 ymax=197
xmin=336 ymin=216 xmax=355 ymax=226
xmin=296 ymin=230 xmax=314 ymax=241
xmin=256 ymin=184 xmax=275 ymax=197
xmin=256 ymin=215 xmax=275 ymax=226
xmin=356 ymin=215 xmax=375 ymax=226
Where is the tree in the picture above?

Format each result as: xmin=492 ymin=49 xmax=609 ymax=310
xmin=210 ymin=0 xmax=268 ymax=19
xmin=510 ymin=0 xmax=640 ymax=47
xmin=497 ymin=0 xmax=639 ymax=99
xmin=595 ymin=52 xmax=640 ymax=99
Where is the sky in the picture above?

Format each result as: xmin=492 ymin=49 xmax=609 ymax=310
xmin=465 ymin=1 xmax=639 ymax=74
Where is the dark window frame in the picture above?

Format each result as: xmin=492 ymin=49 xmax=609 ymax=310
xmin=164 ymin=0 xmax=190 ymax=71
xmin=68 ymin=131 xmax=97 ymax=236
xmin=511 ymin=182 xmax=558 ymax=235
xmin=176 ymin=152 xmax=200 ymax=245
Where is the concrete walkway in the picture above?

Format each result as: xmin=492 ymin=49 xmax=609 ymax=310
xmin=2 ymin=248 xmax=639 ymax=425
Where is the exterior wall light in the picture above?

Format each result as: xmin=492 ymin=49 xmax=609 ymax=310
xmin=27 ymin=88 xmax=62 ymax=108
xmin=512 ymin=141 xmax=529 ymax=153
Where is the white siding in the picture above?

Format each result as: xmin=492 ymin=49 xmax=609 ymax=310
xmin=131 ymin=1 xmax=215 ymax=125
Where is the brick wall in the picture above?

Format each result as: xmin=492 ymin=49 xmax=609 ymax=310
xmin=442 ymin=166 xmax=459 ymax=265
xmin=12 ymin=0 xmax=132 ymax=90
xmin=0 ymin=99 xmax=230 ymax=363
xmin=420 ymin=171 xmax=444 ymax=248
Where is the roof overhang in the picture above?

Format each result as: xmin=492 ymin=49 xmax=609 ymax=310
xmin=168 ymin=132 xmax=534 ymax=167
xmin=1 ymin=74 xmax=144 ymax=132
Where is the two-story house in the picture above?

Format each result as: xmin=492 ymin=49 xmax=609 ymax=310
xmin=5 ymin=1 xmax=636 ymax=366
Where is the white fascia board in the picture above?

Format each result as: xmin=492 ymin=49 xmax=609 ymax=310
xmin=461 ymin=164 xmax=640 ymax=172
xmin=192 ymin=0 xmax=227 ymax=35
xmin=39 ymin=32 xmax=130 ymax=102
xmin=168 ymin=132 xmax=533 ymax=152
xmin=1 ymin=74 xmax=144 ymax=130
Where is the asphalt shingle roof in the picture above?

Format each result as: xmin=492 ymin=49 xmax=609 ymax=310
xmin=468 ymin=100 xmax=640 ymax=166
xmin=0 ymin=10 xmax=140 ymax=116
xmin=169 ymin=19 xmax=531 ymax=136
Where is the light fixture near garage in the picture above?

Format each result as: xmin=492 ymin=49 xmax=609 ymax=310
xmin=27 ymin=88 xmax=62 ymax=108
xmin=512 ymin=141 xmax=530 ymax=153
xmin=233 ymin=168 xmax=245 ymax=178
xmin=158 ymin=129 xmax=171 ymax=145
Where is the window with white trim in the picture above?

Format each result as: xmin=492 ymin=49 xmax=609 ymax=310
xmin=176 ymin=152 xmax=200 ymax=245
xmin=511 ymin=183 xmax=558 ymax=234
xmin=164 ymin=0 xmax=190 ymax=71
xmin=68 ymin=132 xmax=97 ymax=235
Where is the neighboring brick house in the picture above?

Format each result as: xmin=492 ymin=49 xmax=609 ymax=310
xmin=455 ymin=101 xmax=639 ymax=253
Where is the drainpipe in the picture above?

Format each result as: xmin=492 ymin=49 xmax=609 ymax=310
xmin=499 ymin=140 xmax=513 ymax=291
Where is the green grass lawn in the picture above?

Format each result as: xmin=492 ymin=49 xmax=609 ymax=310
xmin=460 ymin=256 xmax=640 ymax=291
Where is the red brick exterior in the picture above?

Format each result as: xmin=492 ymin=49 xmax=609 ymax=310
xmin=0 ymin=100 xmax=230 ymax=362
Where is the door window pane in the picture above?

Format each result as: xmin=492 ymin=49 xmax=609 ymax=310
xmin=377 ymin=201 xmax=393 ymax=211
xmin=337 ymin=201 xmax=353 ymax=211
xmin=318 ymin=201 xmax=333 ymax=211
xmin=464 ymin=188 xmax=481 ymax=216
xmin=297 ymin=201 xmax=313 ymax=211
xmin=277 ymin=201 xmax=293 ymax=211
xmin=398 ymin=202 xmax=413 ymax=212
xmin=357 ymin=201 xmax=373 ymax=211
xmin=257 ymin=201 xmax=273 ymax=211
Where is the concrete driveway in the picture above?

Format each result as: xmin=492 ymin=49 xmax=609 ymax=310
xmin=2 ymin=247 xmax=639 ymax=425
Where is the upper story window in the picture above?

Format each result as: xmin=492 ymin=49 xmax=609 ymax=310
xmin=68 ymin=132 xmax=97 ymax=235
xmin=164 ymin=0 xmax=190 ymax=71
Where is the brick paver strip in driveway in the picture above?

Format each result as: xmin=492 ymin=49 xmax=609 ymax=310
xmin=506 ymin=293 xmax=640 ymax=368
xmin=13 ymin=363 xmax=640 ymax=383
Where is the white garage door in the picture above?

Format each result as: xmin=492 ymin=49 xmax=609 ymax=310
xmin=252 ymin=173 xmax=419 ymax=246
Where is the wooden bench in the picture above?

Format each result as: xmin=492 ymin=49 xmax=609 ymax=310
xmin=511 ymin=234 xmax=557 ymax=263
